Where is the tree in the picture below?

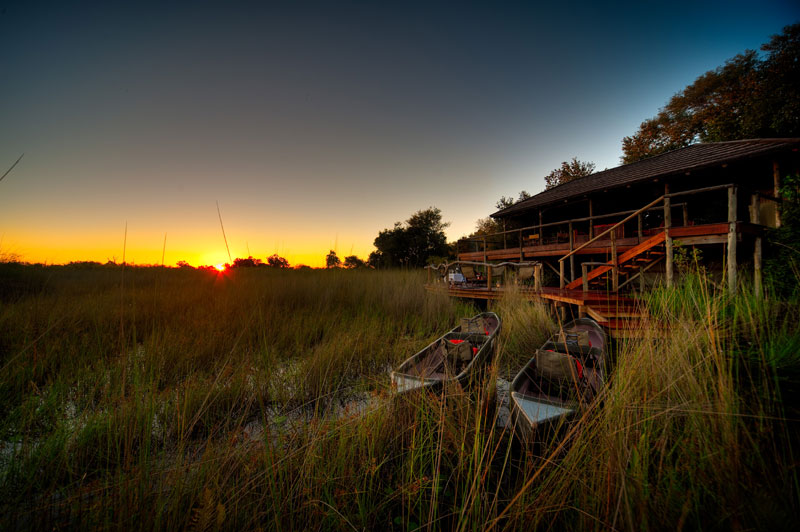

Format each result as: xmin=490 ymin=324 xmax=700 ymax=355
xmin=622 ymin=23 xmax=800 ymax=164
xmin=372 ymin=207 xmax=450 ymax=268
xmin=231 ymin=256 xmax=263 ymax=268
xmin=325 ymin=250 xmax=341 ymax=268
xmin=267 ymin=254 xmax=290 ymax=268
xmin=495 ymin=191 xmax=531 ymax=211
xmin=544 ymin=158 xmax=595 ymax=189
xmin=343 ymin=255 xmax=367 ymax=268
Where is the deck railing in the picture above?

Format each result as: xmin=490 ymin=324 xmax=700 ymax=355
xmin=456 ymin=183 xmax=781 ymax=296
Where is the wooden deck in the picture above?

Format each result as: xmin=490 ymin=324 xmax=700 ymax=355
xmin=426 ymin=283 xmax=652 ymax=338
xmin=457 ymin=222 xmax=734 ymax=262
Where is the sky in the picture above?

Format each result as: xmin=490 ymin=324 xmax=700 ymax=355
xmin=1 ymin=1 xmax=798 ymax=267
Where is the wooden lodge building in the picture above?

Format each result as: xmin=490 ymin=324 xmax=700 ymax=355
xmin=437 ymin=138 xmax=800 ymax=336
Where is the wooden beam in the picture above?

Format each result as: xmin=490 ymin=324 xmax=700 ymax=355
xmin=664 ymin=184 xmax=673 ymax=288
xmin=774 ymin=161 xmax=781 ymax=228
xmin=568 ymin=221 xmax=575 ymax=281
xmin=559 ymin=259 xmax=565 ymax=289
xmin=727 ymin=186 xmax=737 ymax=295
xmin=751 ymin=193 xmax=762 ymax=298
xmin=534 ymin=264 xmax=542 ymax=291
xmin=611 ymin=230 xmax=618 ymax=292
xmin=637 ymin=213 xmax=643 ymax=240
xmin=487 ymin=265 xmax=493 ymax=292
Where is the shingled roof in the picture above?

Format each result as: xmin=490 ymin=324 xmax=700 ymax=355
xmin=492 ymin=138 xmax=800 ymax=218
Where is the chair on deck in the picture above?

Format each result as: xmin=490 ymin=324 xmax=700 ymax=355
xmin=460 ymin=265 xmax=482 ymax=286
xmin=516 ymin=265 xmax=535 ymax=285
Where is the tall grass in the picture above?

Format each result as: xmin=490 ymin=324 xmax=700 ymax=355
xmin=0 ymin=264 xmax=797 ymax=530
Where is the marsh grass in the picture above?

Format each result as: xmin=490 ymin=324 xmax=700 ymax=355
xmin=0 ymin=264 xmax=797 ymax=530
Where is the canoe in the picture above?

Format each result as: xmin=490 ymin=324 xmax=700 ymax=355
xmin=391 ymin=312 xmax=501 ymax=393
xmin=509 ymin=317 xmax=606 ymax=440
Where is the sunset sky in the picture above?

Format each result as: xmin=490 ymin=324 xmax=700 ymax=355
xmin=1 ymin=1 xmax=798 ymax=267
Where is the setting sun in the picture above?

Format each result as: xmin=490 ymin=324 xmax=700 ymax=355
xmin=215 ymin=264 xmax=226 ymax=272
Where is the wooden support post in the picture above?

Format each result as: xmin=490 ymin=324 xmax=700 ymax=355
xmin=568 ymin=221 xmax=575 ymax=282
xmin=427 ymin=267 xmax=431 ymax=284
xmin=483 ymin=238 xmax=487 ymax=263
xmin=534 ymin=264 xmax=542 ymax=291
xmin=682 ymin=203 xmax=689 ymax=227
xmin=774 ymin=161 xmax=781 ymax=228
xmin=487 ymin=265 xmax=493 ymax=292
xmin=611 ymin=230 xmax=618 ymax=292
xmin=727 ymin=186 xmax=738 ymax=295
xmin=588 ymin=199 xmax=594 ymax=239
xmin=751 ymin=193 xmax=762 ymax=298
xmin=559 ymin=260 xmax=565 ymax=289
xmin=639 ymin=266 xmax=645 ymax=292
xmin=664 ymin=185 xmax=673 ymax=288
xmin=582 ymin=263 xmax=588 ymax=292
xmin=637 ymin=213 xmax=643 ymax=240
xmin=539 ymin=211 xmax=543 ymax=241
xmin=519 ymin=229 xmax=523 ymax=261
xmin=578 ymin=305 xmax=586 ymax=318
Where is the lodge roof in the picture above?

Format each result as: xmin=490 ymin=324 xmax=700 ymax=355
xmin=492 ymin=138 xmax=800 ymax=218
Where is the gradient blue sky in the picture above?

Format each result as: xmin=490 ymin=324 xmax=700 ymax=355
xmin=1 ymin=1 xmax=798 ymax=266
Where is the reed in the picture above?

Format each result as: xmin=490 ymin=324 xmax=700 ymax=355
xmin=0 ymin=264 xmax=796 ymax=530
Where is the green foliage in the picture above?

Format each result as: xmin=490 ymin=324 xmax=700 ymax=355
xmin=544 ymin=157 xmax=596 ymax=190
xmin=622 ymin=23 xmax=800 ymax=163
xmin=372 ymin=207 xmax=449 ymax=268
xmin=766 ymin=172 xmax=800 ymax=296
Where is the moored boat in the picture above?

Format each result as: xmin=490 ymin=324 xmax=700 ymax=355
xmin=509 ymin=317 xmax=606 ymax=439
xmin=391 ymin=312 xmax=501 ymax=393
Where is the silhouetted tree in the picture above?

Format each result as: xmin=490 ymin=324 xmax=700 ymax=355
xmin=325 ymin=250 xmax=341 ymax=268
xmin=267 ymin=254 xmax=290 ymax=268
xmin=544 ymin=158 xmax=595 ymax=189
xmin=343 ymin=255 xmax=367 ymax=268
xmin=372 ymin=207 xmax=449 ymax=268
xmin=176 ymin=260 xmax=193 ymax=269
xmin=232 ymin=256 xmax=263 ymax=268
xmin=622 ymin=23 xmax=800 ymax=163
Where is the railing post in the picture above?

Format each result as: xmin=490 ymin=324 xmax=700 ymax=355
xmin=774 ymin=161 xmax=781 ymax=228
xmin=568 ymin=221 xmax=575 ymax=282
xmin=751 ymin=193 xmax=762 ymax=298
xmin=639 ymin=266 xmax=645 ymax=292
xmin=534 ymin=263 xmax=542 ymax=291
xmin=682 ymin=203 xmax=689 ymax=227
xmin=519 ymin=229 xmax=523 ymax=261
xmin=483 ymin=238 xmax=487 ymax=263
xmin=582 ymin=263 xmax=588 ymax=292
xmin=487 ymin=265 xmax=493 ymax=292
xmin=664 ymin=185 xmax=673 ymax=288
xmin=611 ymin=230 xmax=618 ymax=292
xmin=727 ymin=186 xmax=738 ymax=295
xmin=637 ymin=213 xmax=643 ymax=241
xmin=559 ymin=260 xmax=565 ymax=289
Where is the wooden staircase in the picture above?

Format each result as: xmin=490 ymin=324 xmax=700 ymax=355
xmin=582 ymin=300 xmax=658 ymax=338
xmin=566 ymin=232 xmax=666 ymax=291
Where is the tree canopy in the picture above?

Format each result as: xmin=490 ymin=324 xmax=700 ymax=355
xmin=371 ymin=207 xmax=449 ymax=268
xmin=622 ymin=23 xmax=800 ymax=164
xmin=267 ymin=254 xmax=290 ymax=268
xmin=325 ymin=250 xmax=341 ymax=268
xmin=544 ymin=158 xmax=596 ymax=189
